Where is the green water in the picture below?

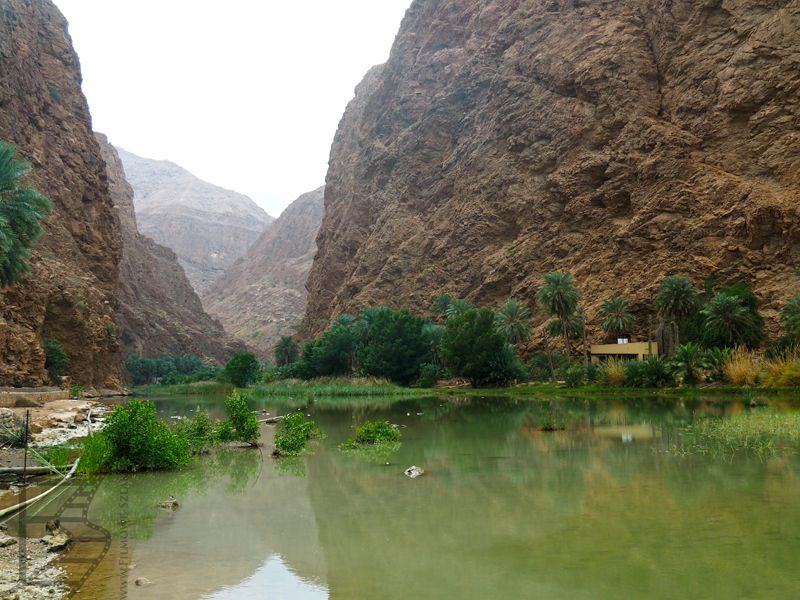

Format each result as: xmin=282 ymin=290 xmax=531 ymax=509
xmin=25 ymin=395 xmax=800 ymax=598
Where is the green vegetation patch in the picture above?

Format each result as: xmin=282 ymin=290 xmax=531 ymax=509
xmin=273 ymin=411 xmax=322 ymax=457
xmin=674 ymin=411 xmax=800 ymax=459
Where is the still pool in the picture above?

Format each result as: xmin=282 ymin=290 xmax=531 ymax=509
xmin=14 ymin=394 xmax=800 ymax=598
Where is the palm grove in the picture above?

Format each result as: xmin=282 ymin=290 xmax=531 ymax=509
xmin=264 ymin=272 xmax=800 ymax=390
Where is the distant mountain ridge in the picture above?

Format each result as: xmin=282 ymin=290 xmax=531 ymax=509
xmin=97 ymin=134 xmax=246 ymax=363
xmin=117 ymin=147 xmax=273 ymax=293
xmin=204 ymin=186 xmax=325 ymax=357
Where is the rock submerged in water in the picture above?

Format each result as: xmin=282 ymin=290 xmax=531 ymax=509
xmin=404 ymin=466 xmax=424 ymax=479
xmin=135 ymin=577 xmax=152 ymax=587
xmin=158 ymin=496 xmax=179 ymax=510
xmin=0 ymin=534 xmax=18 ymax=548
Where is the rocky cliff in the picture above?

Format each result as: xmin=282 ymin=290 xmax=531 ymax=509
xmin=204 ymin=187 xmax=325 ymax=357
xmin=304 ymin=0 xmax=800 ymax=343
xmin=0 ymin=0 xmax=123 ymax=387
xmin=117 ymin=148 xmax=273 ymax=293
xmin=96 ymin=134 xmax=245 ymax=363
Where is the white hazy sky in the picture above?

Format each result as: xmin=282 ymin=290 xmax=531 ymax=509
xmin=54 ymin=0 xmax=411 ymax=217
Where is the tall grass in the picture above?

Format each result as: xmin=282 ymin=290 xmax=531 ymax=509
xmin=253 ymin=377 xmax=429 ymax=398
xmin=135 ymin=382 xmax=232 ymax=396
xmin=724 ymin=348 xmax=761 ymax=387
xmin=600 ymin=358 xmax=626 ymax=387
xmin=676 ymin=411 xmax=800 ymax=458
xmin=762 ymin=351 xmax=800 ymax=388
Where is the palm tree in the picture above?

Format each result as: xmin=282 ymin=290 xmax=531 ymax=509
xmin=701 ymin=292 xmax=756 ymax=347
xmin=445 ymin=298 xmax=474 ymax=320
xmin=599 ymin=296 xmax=635 ymax=337
xmin=274 ymin=336 xmax=299 ymax=367
xmin=655 ymin=275 xmax=700 ymax=353
xmin=668 ymin=342 xmax=707 ymax=385
xmin=0 ymin=141 xmax=52 ymax=286
xmin=495 ymin=298 xmax=532 ymax=345
xmin=537 ymin=272 xmax=580 ymax=357
xmin=780 ymin=294 xmax=800 ymax=339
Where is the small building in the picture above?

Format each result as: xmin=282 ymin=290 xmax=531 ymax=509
xmin=590 ymin=337 xmax=658 ymax=363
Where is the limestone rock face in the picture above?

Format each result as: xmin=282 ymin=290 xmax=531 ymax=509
xmin=204 ymin=187 xmax=325 ymax=357
xmin=303 ymin=0 xmax=800 ymax=344
xmin=117 ymin=148 xmax=273 ymax=294
xmin=0 ymin=0 xmax=123 ymax=387
xmin=95 ymin=134 xmax=246 ymax=363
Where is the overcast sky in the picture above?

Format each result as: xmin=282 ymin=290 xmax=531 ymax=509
xmin=54 ymin=0 xmax=411 ymax=217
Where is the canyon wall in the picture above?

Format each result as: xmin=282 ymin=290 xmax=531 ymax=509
xmin=117 ymin=148 xmax=273 ymax=294
xmin=204 ymin=187 xmax=325 ymax=357
xmin=96 ymin=134 xmax=245 ymax=364
xmin=304 ymin=0 xmax=800 ymax=344
xmin=0 ymin=0 xmax=123 ymax=387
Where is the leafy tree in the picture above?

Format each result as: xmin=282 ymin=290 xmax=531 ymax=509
xmin=440 ymin=308 xmax=524 ymax=387
xmin=0 ymin=142 xmax=53 ymax=286
xmin=495 ymin=298 xmax=533 ymax=345
xmin=537 ymin=272 xmax=580 ymax=357
xmin=300 ymin=323 xmax=357 ymax=378
xmin=701 ymin=291 xmax=760 ymax=348
xmin=656 ymin=276 xmax=700 ymax=351
xmin=422 ymin=321 xmax=444 ymax=365
xmin=780 ymin=294 xmax=800 ymax=339
xmin=599 ymin=296 xmax=635 ymax=336
xmin=334 ymin=313 xmax=357 ymax=327
xmin=356 ymin=308 xmax=431 ymax=385
xmin=274 ymin=336 xmax=300 ymax=367
xmin=43 ymin=339 xmax=69 ymax=383
xmin=222 ymin=352 xmax=261 ymax=387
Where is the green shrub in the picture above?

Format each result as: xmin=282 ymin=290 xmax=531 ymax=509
xmin=37 ymin=445 xmax=70 ymax=468
xmin=175 ymin=408 xmax=216 ymax=454
xmin=44 ymin=339 xmax=69 ymax=383
xmin=416 ymin=363 xmax=441 ymax=388
xmin=640 ymin=356 xmax=673 ymax=388
xmin=274 ymin=411 xmax=320 ymax=456
xmin=527 ymin=352 xmax=566 ymax=382
xmin=221 ymin=390 xmax=260 ymax=446
xmin=92 ymin=400 xmax=191 ymax=472
xmin=585 ymin=363 xmax=599 ymax=383
xmin=69 ymin=383 xmax=83 ymax=399
xmin=354 ymin=420 xmax=401 ymax=444
xmin=623 ymin=360 xmax=646 ymax=388
xmin=564 ymin=365 xmax=584 ymax=388
xmin=78 ymin=434 xmax=112 ymax=475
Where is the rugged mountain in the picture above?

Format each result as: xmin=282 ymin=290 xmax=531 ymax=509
xmin=96 ymin=133 xmax=245 ymax=363
xmin=304 ymin=0 xmax=800 ymax=344
xmin=117 ymin=148 xmax=273 ymax=293
xmin=204 ymin=187 xmax=325 ymax=357
xmin=0 ymin=0 xmax=123 ymax=387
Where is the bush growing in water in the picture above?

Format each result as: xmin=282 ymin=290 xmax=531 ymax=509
xmin=44 ymin=339 xmax=69 ymax=383
xmin=273 ymin=411 xmax=320 ymax=456
xmin=85 ymin=400 xmax=191 ymax=473
xmin=564 ymin=365 xmax=584 ymax=388
xmin=216 ymin=390 xmax=260 ymax=446
xmin=341 ymin=419 xmax=401 ymax=450
xmin=174 ymin=408 xmax=216 ymax=454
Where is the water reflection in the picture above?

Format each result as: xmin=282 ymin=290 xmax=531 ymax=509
xmin=48 ymin=394 xmax=800 ymax=599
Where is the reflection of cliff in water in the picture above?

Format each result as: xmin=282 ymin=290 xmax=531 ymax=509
xmin=72 ymin=431 xmax=328 ymax=599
